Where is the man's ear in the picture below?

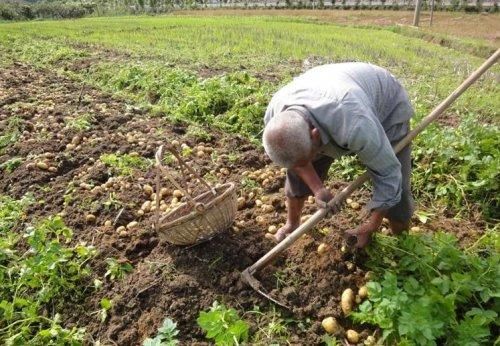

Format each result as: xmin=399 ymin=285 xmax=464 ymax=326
xmin=310 ymin=128 xmax=321 ymax=143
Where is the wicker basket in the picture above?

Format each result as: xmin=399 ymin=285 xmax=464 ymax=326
xmin=153 ymin=145 xmax=237 ymax=246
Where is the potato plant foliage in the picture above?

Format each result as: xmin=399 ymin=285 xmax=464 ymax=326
xmin=0 ymin=196 xmax=97 ymax=345
xmin=197 ymin=302 xmax=249 ymax=346
xmin=351 ymin=231 xmax=499 ymax=345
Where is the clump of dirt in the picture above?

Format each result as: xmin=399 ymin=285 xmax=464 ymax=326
xmin=0 ymin=62 xmax=487 ymax=344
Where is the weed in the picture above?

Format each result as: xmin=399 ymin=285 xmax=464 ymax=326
xmin=143 ymin=318 xmax=179 ymax=346
xmin=322 ymin=334 xmax=340 ymax=345
xmin=103 ymin=192 xmax=122 ymax=211
xmin=186 ymin=125 xmax=214 ymax=141
xmin=247 ymin=306 xmax=291 ymax=344
xmin=0 ymin=198 xmax=97 ymax=344
xmin=0 ymin=116 xmax=23 ymax=155
xmin=0 ymin=157 xmax=23 ymax=172
xmin=197 ymin=301 xmax=249 ymax=346
xmin=104 ymin=257 xmax=133 ymax=280
xmin=99 ymin=298 xmax=113 ymax=323
xmin=64 ymin=113 xmax=94 ymax=131
xmin=100 ymin=153 xmax=151 ymax=176
xmin=240 ymin=177 xmax=259 ymax=190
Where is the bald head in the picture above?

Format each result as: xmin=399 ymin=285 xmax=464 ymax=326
xmin=263 ymin=110 xmax=312 ymax=168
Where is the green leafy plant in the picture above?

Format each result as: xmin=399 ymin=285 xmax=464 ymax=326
xmin=186 ymin=125 xmax=213 ymax=141
xmin=100 ymin=153 xmax=151 ymax=176
xmin=0 ymin=197 xmax=97 ymax=344
xmin=104 ymin=257 xmax=133 ymax=280
xmin=0 ymin=157 xmax=23 ymax=172
xmin=351 ymin=231 xmax=499 ymax=345
xmin=99 ymin=298 xmax=113 ymax=323
xmin=64 ymin=113 xmax=94 ymax=131
xmin=143 ymin=318 xmax=179 ymax=346
xmin=0 ymin=116 xmax=23 ymax=155
xmin=322 ymin=334 xmax=340 ymax=346
xmin=197 ymin=301 xmax=249 ymax=346
xmin=412 ymin=116 xmax=499 ymax=220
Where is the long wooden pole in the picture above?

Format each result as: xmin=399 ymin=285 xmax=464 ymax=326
xmin=243 ymin=49 xmax=500 ymax=278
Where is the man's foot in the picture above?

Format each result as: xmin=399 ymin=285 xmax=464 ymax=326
xmin=344 ymin=228 xmax=374 ymax=249
xmin=266 ymin=223 xmax=298 ymax=243
xmin=389 ymin=219 xmax=410 ymax=235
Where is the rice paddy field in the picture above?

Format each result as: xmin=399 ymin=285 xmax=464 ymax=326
xmin=0 ymin=10 xmax=499 ymax=345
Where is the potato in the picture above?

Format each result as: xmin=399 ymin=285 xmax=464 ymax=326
xmin=321 ymin=317 xmax=339 ymax=334
xmin=264 ymin=233 xmax=276 ymax=241
xmin=350 ymin=202 xmax=361 ymax=210
xmin=237 ymin=197 xmax=246 ymax=210
xmin=346 ymin=198 xmax=353 ymax=204
xmin=143 ymin=184 xmax=154 ymax=195
xmin=116 ymin=226 xmax=126 ymax=233
xmin=127 ymin=221 xmax=138 ymax=230
xmin=36 ymin=162 xmax=49 ymax=170
xmin=261 ymin=204 xmax=274 ymax=213
xmin=85 ymin=214 xmax=96 ymax=223
xmin=173 ymin=190 xmax=183 ymax=198
xmin=104 ymin=220 xmax=112 ymax=227
xmin=346 ymin=329 xmax=359 ymax=344
xmin=300 ymin=214 xmax=311 ymax=223
xmin=317 ymin=243 xmax=329 ymax=255
xmin=358 ymin=285 xmax=368 ymax=299
xmin=141 ymin=201 xmax=152 ymax=212
xmin=364 ymin=335 xmax=376 ymax=346
xmin=268 ymin=225 xmax=277 ymax=234
xmin=411 ymin=226 xmax=421 ymax=233
xmin=159 ymin=187 xmax=170 ymax=198
xmin=341 ymin=288 xmax=355 ymax=315
xmin=256 ymin=216 xmax=266 ymax=225
xmin=255 ymin=199 xmax=263 ymax=207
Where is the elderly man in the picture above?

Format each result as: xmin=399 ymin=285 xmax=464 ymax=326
xmin=263 ymin=62 xmax=414 ymax=248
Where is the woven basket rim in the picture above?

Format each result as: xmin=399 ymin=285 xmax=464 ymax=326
xmin=158 ymin=182 xmax=236 ymax=231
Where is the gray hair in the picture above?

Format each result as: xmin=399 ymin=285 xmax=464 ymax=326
xmin=263 ymin=110 xmax=312 ymax=168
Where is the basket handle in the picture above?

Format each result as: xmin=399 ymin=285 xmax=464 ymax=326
xmin=163 ymin=145 xmax=216 ymax=196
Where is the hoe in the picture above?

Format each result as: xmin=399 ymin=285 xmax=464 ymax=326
xmin=242 ymin=49 xmax=500 ymax=308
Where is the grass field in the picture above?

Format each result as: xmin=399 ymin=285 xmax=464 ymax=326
xmin=0 ymin=11 xmax=499 ymax=345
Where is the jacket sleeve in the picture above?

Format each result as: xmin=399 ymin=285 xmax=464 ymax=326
xmin=346 ymin=113 xmax=402 ymax=211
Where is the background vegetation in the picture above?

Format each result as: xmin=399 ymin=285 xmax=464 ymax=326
xmin=0 ymin=0 xmax=497 ymax=21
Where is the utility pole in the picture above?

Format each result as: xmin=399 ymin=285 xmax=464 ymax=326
xmin=413 ymin=0 xmax=423 ymax=26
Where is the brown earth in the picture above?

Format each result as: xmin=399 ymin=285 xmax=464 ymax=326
xmin=0 ymin=62 xmax=486 ymax=345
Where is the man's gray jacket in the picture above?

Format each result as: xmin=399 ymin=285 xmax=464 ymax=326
xmin=264 ymin=62 xmax=414 ymax=211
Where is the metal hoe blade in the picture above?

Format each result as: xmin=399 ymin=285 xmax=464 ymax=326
xmin=241 ymin=268 xmax=289 ymax=309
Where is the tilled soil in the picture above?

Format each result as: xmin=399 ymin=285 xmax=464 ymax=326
xmin=0 ymin=62 xmax=485 ymax=345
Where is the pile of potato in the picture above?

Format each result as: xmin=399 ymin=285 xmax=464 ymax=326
xmin=321 ymin=285 xmax=376 ymax=345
